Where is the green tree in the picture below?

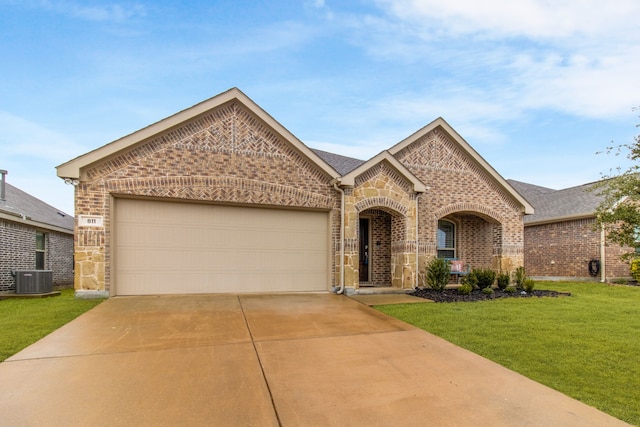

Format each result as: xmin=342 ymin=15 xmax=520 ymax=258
xmin=594 ymin=108 xmax=640 ymax=259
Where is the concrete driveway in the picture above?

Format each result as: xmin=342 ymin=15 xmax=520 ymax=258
xmin=0 ymin=293 xmax=629 ymax=426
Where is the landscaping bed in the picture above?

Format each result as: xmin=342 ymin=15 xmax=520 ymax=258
xmin=411 ymin=287 xmax=571 ymax=302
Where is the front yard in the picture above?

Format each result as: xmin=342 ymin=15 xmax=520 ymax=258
xmin=376 ymin=282 xmax=640 ymax=426
xmin=0 ymin=288 xmax=103 ymax=362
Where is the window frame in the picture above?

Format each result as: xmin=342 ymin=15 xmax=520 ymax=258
xmin=437 ymin=219 xmax=456 ymax=259
xmin=35 ymin=231 xmax=46 ymax=270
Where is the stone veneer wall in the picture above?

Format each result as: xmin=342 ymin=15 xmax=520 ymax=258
xmin=74 ymin=101 xmax=339 ymax=293
xmin=394 ymin=128 xmax=526 ymax=276
xmin=524 ymin=217 xmax=630 ymax=280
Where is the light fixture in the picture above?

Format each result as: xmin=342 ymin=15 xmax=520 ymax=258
xmin=64 ymin=178 xmax=80 ymax=186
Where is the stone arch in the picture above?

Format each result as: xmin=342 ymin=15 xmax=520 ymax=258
xmin=354 ymin=196 xmax=408 ymax=216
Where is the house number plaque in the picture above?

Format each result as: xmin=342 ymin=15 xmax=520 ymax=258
xmin=78 ymin=215 xmax=104 ymax=227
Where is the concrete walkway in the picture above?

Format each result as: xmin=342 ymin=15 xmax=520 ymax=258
xmin=0 ymin=293 xmax=629 ymax=426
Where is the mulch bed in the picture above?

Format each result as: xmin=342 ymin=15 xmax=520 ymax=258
xmin=410 ymin=288 xmax=571 ymax=303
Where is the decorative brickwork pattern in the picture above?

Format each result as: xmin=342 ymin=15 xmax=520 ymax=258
xmin=395 ymin=129 xmax=525 ymax=274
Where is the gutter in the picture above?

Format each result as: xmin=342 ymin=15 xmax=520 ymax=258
xmin=332 ymin=180 xmax=345 ymax=294
xmin=600 ymin=227 xmax=606 ymax=283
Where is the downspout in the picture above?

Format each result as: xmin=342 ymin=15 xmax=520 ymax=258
xmin=600 ymin=227 xmax=606 ymax=283
xmin=332 ymin=180 xmax=345 ymax=294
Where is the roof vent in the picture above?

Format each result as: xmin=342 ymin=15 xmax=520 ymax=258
xmin=0 ymin=170 xmax=7 ymax=201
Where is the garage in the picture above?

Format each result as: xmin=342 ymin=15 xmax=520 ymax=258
xmin=114 ymin=198 xmax=330 ymax=295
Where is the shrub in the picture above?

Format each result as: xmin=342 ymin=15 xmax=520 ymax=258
xmin=514 ymin=266 xmax=526 ymax=288
xmin=457 ymin=282 xmax=473 ymax=295
xmin=504 ymin=286 xmax=517 ymax=294
xmin=426 ymin=257 xmax=450 ymax=292
xmin=468 ymin=268 xmax=496 ymax=289
xmin=523 ymin=279 xmax=535 ymax=292
xmin=497 ymin=273 xmax=510 ymax=290
xmin=481 ymin=286 xmax=494 ymax=295
xmin=631 ymin=258 xmax=640 ymax=282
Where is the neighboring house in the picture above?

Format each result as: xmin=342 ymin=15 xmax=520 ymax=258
xmin=56 ymin=88 xmax=533 ymax=298
xmin=509 ymin=179 xmax=630 ymax=282
xmin=0 ymin=171 xmax=74 ymax=292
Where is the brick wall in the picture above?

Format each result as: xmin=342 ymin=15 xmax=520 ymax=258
xmin=0 ymin=218 xmax=74 ymax=291
xmin=74 ymin=101 xmax=340 ymax=292
xmin=394 ymin=128 xmax=525 ymax=272
xmin=525 ymin=217 xmax=631 ymax=280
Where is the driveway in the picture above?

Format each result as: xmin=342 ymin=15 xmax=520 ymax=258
xmin=0 ymin=293 xmax=628 ymax=426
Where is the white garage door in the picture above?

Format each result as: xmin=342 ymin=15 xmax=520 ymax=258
xmin=114 ymin=199 xmax=329 ymax=295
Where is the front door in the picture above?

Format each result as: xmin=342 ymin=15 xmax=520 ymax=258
xmin=359 ymin=217 xmax=370 ymax=282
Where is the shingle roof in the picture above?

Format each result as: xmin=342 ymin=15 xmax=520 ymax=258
xmin=0 ymin=182 xmax=74 ymax=232
xmin=508 ymin=179 xmax=604 ymax=224
xmin=312 ymin=149 xmax=365 ymax=175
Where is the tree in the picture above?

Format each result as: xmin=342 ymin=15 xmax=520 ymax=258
xmin=594 ymin=107 xmax=640 ymax=259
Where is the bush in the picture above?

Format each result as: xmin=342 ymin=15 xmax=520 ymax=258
xmin=504 ymin=286 xmax=517 ymax=294
xmin=457 ymin=282 xmax=473 ymax=295
xmin=514 ymin=266 xmax=526 ymax=288
xmin=481 ymin=286 xmax=494 ymax=295
xmin=497 ymin=273 xmax=510 ymax=290
xmin=468 ymin=268 xmax=496 ymax=289
xmin=426 ymin=257 xmax=450 ymax=292
xmin=631 ymin=258 xmax=640 ymax=282
xmin=523 ymin=279 xmax=535 ymax=292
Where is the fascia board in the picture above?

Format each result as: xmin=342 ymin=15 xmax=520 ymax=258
xmin=0 ymin=212 xmax=74 ymax=234
xmin=339 ymin=151 xmax=427 ymax=193
xmin=57 ymin=88 xmax=339 ymax=180
xmin=388 ymin=117 xmax=534 ymax=215
xmin=525 ymin=213 xmax=595 ymax=227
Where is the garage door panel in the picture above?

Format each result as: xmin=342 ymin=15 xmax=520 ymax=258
xmin=115 ymin=200 xmax=329 ymax=295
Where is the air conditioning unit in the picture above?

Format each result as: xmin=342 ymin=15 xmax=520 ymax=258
xmin=14 ymin=270 xmax=53 ymax=294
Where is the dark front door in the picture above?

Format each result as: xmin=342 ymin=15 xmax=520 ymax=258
xmin=359 ymin=218 xmax=369 ymax=282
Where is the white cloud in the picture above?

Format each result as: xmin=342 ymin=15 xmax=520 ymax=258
xmin=375 ymin=0 xmax=640 ymax=40
xmin=42 ymin=0 xmax=146 ymax=22
xmin=0 ymin=111 xmax=84 ymax=162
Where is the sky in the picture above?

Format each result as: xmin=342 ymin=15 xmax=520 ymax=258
xmin=1 ymin=0 xmax=639 ymax=216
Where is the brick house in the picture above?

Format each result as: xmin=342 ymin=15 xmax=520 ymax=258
xmin=509 ymin=180 xmax=630 ymax=282
xmin=0 ymin=171 xmax=74 ymax=292
xmin=56 ymin=88 xmax=533 ymax=297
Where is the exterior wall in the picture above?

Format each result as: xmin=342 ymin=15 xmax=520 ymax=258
xmin=393 ymin=128 xmax=525 ymax=280
xmin=74 ymin=101 xmax=339 ymax=293
xmin=0 ymin=218 xmax=73 ymax=291
xmin=343 ymin=162 xmax=418 ymax=291
xmin=525 ymin=217 xmax=631 ymax=280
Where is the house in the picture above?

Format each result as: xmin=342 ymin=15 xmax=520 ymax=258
xmin=509 ymin=180 xmax=630 ymax=282
xmin=56 ymin=88 xmax=533 ymax=298
xmin=0 ymin=170 xmax=74 ymax=292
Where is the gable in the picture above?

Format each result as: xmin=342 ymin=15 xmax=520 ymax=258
xmin=57 ymin=88 xmax=338 ymax=182
xmin=389 ymin=118 xmax=533 ymax=215
xmin=339 ymin=151 xmax=426 ymax=193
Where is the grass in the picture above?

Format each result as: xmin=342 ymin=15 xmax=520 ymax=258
xmin=375 ymin=282 xmax=640 ymax=426
xmin=0 ymin=288 xmax=103 ymax=362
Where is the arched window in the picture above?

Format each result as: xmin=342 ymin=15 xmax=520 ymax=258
xmin=437 ymin=220 xmax=455 ymax=258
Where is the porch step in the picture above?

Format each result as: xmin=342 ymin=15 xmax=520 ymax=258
xmin=352 ymin=287 xmax=414 ymax=295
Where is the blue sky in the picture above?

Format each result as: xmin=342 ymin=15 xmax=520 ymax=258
xmin=2 ymin=0 xmax=639 ymax=215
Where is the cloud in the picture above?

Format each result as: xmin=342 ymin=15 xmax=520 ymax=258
xmin=0 ymin=111 xmax=84 ymax=162
xmin=375 ymin=0 xmax=640 ymax=40
xmin=12 ymin=0 xmax=147 ymax=22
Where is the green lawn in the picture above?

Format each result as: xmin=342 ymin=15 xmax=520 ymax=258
xmin=0 ymin=288 xmax=103 ymax=362
xmin=376 ymin=282 xmax=640 ymax=426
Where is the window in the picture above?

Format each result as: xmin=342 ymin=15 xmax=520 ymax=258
xmin=437 ymin=220 xmax=455 ymax=258
xmin=36 ymin=231 xmax=46 ymax=270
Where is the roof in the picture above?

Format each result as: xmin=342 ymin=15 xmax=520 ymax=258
xmin=0 ymin=182 xmax=74 ymax=233
xmin=508 ymin=179 xmax=604 ymax=225
xmin=312 ymin=149 xmax=365 ymax=175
